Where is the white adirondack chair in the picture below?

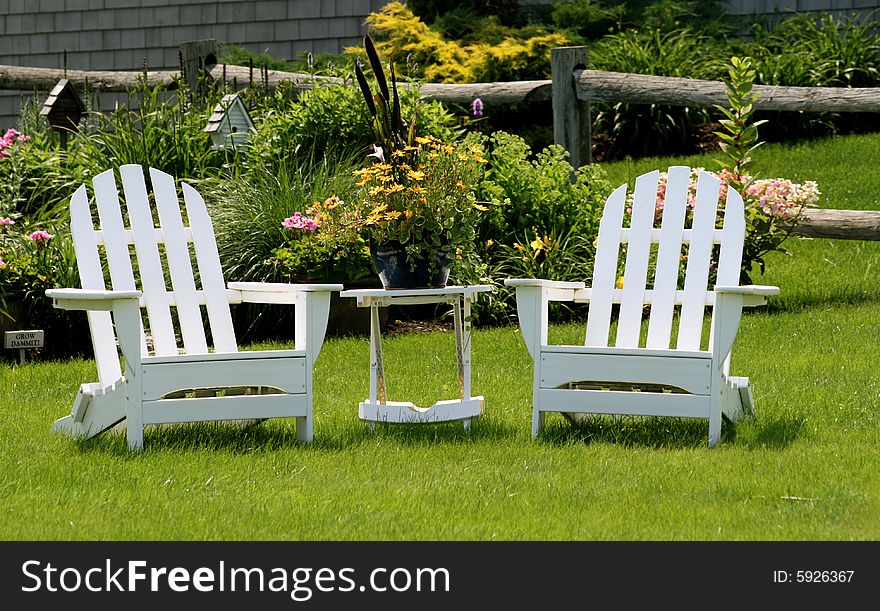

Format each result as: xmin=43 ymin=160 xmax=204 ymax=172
xmin=505 ymin=166 xmax=779 ymax=447
xmin=46 ymin=165 xmax=341 ymax=450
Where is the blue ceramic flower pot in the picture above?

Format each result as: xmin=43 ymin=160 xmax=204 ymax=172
xmin=371 ymin=241 xmax=451 ymax=290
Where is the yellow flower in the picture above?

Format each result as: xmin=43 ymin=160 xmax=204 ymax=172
xmin=513 ymin=242 xmax=525 ymax=252
xmin=415 ymin=136 xmax=434 ymax=145
xmin=615 ymin=276 xmax=625 ymax=289
xmin=410 ymin=185 xmax=426 ymax=194
xmin=405 ymin=210 xmax=414 ymax=219
xmin=485 ymin=239 xmax=494 ymax=248
xmin=406 ymin=169 xmax=426 ymax=181
xmin=383 ymin=183 xmax=404 ymax=194
xmin=530 ymin=237 xmax=545 ymax=252
xmin=391 ymin=149 xmax=407 ymax=158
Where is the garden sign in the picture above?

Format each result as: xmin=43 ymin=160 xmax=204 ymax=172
xmin=4 ymin=330 xmax=44 ymax=363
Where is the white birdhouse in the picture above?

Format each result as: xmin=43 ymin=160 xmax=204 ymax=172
xmin=204 ymin=93 xmax=255 ymax=150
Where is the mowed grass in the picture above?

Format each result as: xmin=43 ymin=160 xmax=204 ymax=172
xmin=1 ymin=133 xmax=879 ymax=540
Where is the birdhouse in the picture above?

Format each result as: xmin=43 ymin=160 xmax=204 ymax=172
xmin=204 ymin=93 xmax=255 ymax=150
xmin=40 ymin=79 xmax=85 ymax=134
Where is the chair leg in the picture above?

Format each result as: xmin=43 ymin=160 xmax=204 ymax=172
xmin=125 ymin=398 xmax=144 ymax=451
xmin=532 ymin=408 xmax=545 ymax=439
xmin=708 ymin=393 xmax=722 ymax=449
xmin=296 ymin=415 xmax=313 ymax=443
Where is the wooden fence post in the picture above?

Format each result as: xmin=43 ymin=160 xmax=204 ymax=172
xmin=179 ymin=39 xmax=219 ymax=93
xmin=552 ymin=46 xmax=591 ymax=167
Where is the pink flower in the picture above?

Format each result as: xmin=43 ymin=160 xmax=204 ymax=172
xmin=281 ymin=212 xmax=318 ymax=232
xmin=0 ymin=217 xmax=14 ymax=226
xmin=0 ymin=259 xmax=6 ymax=269
xmin=0 ymin=129 xmax=28 ymax=156
xmin=29 ymin=230 xmax=53 ymax=242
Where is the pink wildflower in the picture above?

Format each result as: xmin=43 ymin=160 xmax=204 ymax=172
xmin=0 ymin=128 xmax=29 ymax=156
xmin=0 ymin=259 xmax=6 ymax=269
xmin=29 ymin=230 xmax=53 ymax=242
xmin=281 ymin=212 xmax=319 ymax=232
xmin=0 ymin=217 xmax=14 ymax=226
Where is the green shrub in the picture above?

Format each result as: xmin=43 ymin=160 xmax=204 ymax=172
xmin=208 ymin=153 xmax=370 ymax=340
xmin=362 ymin=2 xmax=571 ymax=83
xmin=472 ymin=131 xmax=613 ymax=324
xmin=745 ymin=12 xmax=880 ymax=141
xmin=0 ymin=219 xmax=85 ymax=360
xmin=551 ymin=0 xmax=623 ymax=40
xmin=75 ymin=77 xmax=226 ymax=181
xmin=244 ymin=77 xmax=457 ymax=173
xmin=589 ymin=28 xmax=729 ymax=159
xmin=477 ymin=131 xmax=612 ymax=244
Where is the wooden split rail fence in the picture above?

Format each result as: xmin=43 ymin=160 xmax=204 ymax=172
xmin=2 ymin=45 xmax=880 ymax=241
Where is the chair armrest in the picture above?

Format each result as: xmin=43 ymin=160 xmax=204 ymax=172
xmin=715 ymin=284 xmax=780 ymax=308
xmin=505 ymin=278 xmax=587 ymax=303
xmin=504 ymin=278 xmax=586 ymax=290
xmin=46 ymin=288 xmax=142 ymax=312
xmin=227 ymin=282 xmax=344 ymax=305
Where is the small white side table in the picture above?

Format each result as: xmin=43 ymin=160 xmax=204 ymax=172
xmin=340 ymin=285 xmax=494 ymax=429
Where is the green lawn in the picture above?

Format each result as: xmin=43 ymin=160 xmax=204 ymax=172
xmin=1 ymin=133 xmax=878 ymax=540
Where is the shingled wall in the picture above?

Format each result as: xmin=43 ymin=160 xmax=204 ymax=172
xmin=0 ymin=0 xmax=391 ymax=129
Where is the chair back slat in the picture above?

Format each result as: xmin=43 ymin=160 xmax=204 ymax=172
xmin=584 ymin=183 xmax=627 ymax=347
xmin=92 ymin=168 xmax=149 ymax=357
xmin=119 ymin=165 xmax=179 ymax=356
xmin=150 ymin=169 xmax=209 ymax=354
xmin=615 ymin=170 xmax=660 ymax=347
xmin=180 ymin=181 xmax=238 ymax=353
xmin=586 ymin=167 xmax=747 ymax=354
xmin=676 ymin=171 xmax=721 ymax=350
xmin=645 ymin=166 xmax=690 ymax=349
xmin=69 ymin=185 xmax=122 ymax=386
xmin=715 ymin=188 xmax=746 ymax=287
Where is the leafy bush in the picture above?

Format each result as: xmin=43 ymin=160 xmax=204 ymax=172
xmin=471 ymin=131 xmax=613 ymax=323
xmin=0 ymin=218 xmax=84 ymax=359
xmin=208 ymin=154 xmax=370 ymax=341
xmin=75 ymin=77 xmax=226 ymax=181
xmin=589 ymin=28 xmax=729 ymax=159
xmin=477 ymin=131 xmax=612 ymax=244
xmin=361 ymin=2 xmax=571 ymax=83
xmin=245 ymin=76 xmax=457 ymax=172
xmin=745 ymin=12 xmax=880 ymax=141
xmin=551 ymin=0 xmax=623 ymax=40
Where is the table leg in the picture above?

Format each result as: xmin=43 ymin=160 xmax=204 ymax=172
xmin=454 ymin=296 xmax=474 ymax=430
xmin=368 ymin=305 xmax=387 ymax=431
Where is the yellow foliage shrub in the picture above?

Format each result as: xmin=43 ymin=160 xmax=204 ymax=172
xmin=349 ymin=2 xmax=570 ymax=84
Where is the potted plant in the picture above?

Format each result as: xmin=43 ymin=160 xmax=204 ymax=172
xmin=318 ymin=35 xmax=488 ymax=289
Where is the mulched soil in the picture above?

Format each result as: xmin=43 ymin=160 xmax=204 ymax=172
xmin=384 ymin=318 xmax=453 ymax=335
